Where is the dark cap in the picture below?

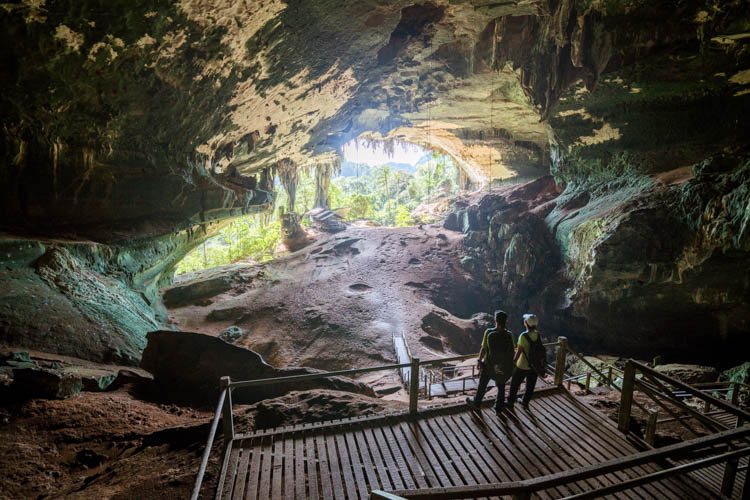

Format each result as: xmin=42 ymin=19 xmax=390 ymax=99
xmin=494 ymin=310 xmax=508 ymax=323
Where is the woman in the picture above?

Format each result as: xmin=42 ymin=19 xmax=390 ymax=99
xmin=507 ymin=313 xmax=543 ymax=410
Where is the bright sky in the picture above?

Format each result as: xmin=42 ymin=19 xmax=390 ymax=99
xmin=341 ymin=138 xmax=429 ymax=166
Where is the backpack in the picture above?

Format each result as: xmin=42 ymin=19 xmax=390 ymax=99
xmin=486 ymin=328 xmax=515 ymax=384
xmin=522 ymin=331 xmax=546 ymax=375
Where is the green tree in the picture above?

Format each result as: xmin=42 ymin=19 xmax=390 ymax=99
xmin=395 ymin=205 xmax=413 ymax=227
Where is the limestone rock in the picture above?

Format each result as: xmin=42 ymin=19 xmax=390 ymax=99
xmin=62 ymin=367 xmax=118 ymax=392
xmin=654 ymin=364 xmax=719 ymax=385
xmin=163 ymin=273 xmax=240 ymax=308
xmin=11 ymin=367 xmax=83 ymax=399
xmin=721 ymin=362 xmax=750 ymax=385
xmin=140 ymin=330 xmax=375 ymax=404
xmin=220 ymin=326 xmax=244 ymax=343
xmin=0 ymin=351 xmax=31 ymax=364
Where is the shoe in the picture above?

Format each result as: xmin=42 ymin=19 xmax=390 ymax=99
xmin=466 ymin=396 xmax=479 ymax=409
xmin=517 ymin=397 xmax=529 ymax=409
xmin=494 ymin=406 xmax=504 ymax=416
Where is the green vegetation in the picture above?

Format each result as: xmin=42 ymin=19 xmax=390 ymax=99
xmin=175 ymin=217 xmax=281 ymax=275
xmin=175 ymin=152 xmax=460 ymax=274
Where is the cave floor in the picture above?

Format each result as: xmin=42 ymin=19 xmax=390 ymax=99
xmin=213 ymin=387 xmax=716 ymax=500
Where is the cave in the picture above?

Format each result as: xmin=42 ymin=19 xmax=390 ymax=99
xmin=1 ymin=0 xmax=750 ymax=498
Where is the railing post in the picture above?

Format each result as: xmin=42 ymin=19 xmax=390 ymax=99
xmin=220 ymin=376 xmax=234 ymax=441
xmin=730 ymin=381 xmax=740 ymax=406
xmin=554 ymin=336 xmax=568 ymax=386
xmin=721 ymin=400 xmax=743 ymax=496
xmin=607 ymin=366 xmax=613 ymax=386
xmin=409 ymin=357 xmax=420 ymax=414
xmin=585 ymin=372 xmax=592 ymax=394
xmin=721 ymin=459 xmax=738 ymax=496
xmin=618 ymin=361 xmax=636 ymax=432
xmin=645 ymin=409 xmax=658 ymax=446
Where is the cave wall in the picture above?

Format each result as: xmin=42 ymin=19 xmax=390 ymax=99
xmin=1 ymin=0 xmax=749 ymax=366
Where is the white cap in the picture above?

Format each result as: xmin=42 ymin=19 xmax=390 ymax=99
xmin=523 ymin=313 xmax=539 ymax=328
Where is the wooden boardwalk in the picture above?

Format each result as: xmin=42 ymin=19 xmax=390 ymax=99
xmin=216 ymin=387 xmax=719 ymax=499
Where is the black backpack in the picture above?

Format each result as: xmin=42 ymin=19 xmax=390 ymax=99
xmin=522 ymin=331 xmax=546 ymax=375
xmin=486 ymin=328 xmax=515 ymax=383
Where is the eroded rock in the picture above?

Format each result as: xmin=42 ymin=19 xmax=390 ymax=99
xmin=140 ymin=330 xmax=375 ymax=404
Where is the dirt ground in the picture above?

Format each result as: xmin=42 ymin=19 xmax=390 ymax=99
xmin=166 ymin=224 xmax=495 ymax=379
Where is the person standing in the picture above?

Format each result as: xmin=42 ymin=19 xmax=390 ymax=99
xmin=507 ymin=313 xmax=545 ymax=410
xmin=466 ymin=310 xmax=515 ymax=415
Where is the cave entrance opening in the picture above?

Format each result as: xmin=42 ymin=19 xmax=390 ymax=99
xmin=175 ymin=138 xmax=465 ymax=276
xmin=337 ymin=137 xmax=461 ymax=226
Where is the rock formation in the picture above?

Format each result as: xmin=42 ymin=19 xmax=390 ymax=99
xmin=1 ymin=0 xmax=749 ymax=366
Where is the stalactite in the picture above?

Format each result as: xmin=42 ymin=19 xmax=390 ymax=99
xmin=276 ymin=158 xmax=298 ymax=213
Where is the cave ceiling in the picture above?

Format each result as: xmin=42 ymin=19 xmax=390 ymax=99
xmin=2 ymin=0 xmax=749 ymax=238
xmin=183 ymin=0 xmax=551 ymax=184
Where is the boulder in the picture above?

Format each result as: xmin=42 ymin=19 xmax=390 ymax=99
xmin=206 ymin=307 xmax=246 ymax=322
xmin=220 ymin=326 xmax=244 ymax=343
xmin=163 ymin=271 xmax=241 ymax=308
xmin=62 ymin=367 xmax=118 ymax=392
xmin=721 ymin=362 xmax=750 ymax=385
xmin=0 ymin=350 xmax=31 ymax=363
xmin=653 ymin=363 xmax=719 ymax=385
xmin=11 ymin=367 xmax=83 ymax=399
xmin=140 ymin=330 xmax=375 ymax=404
xmin=109 ymin=369 xmax=154 ymax=391
xmin=566 ymin=355 xmax=620 ymax=388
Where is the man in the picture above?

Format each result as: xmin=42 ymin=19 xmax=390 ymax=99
xmin=466 ymin=310 xmax=515 ymax=415
xmin=507 ymin=313 xmax=544 ymax=410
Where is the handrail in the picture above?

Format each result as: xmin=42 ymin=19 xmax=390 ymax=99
xmin=190 ymin=387 xmax=228 ymax=500
xmin=229 ymin=362 xmax=414 ymax=389
xmin=632 ymin=361 xmax=750 ymax=421
xmin=373 ymin=426 xmax=750 ymax=499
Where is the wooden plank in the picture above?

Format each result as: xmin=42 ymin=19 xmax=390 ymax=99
xmin=424 ymin=417 xmax=476 ymax=486
xmin=345 ymin=430 xmax=369 ymax=500
xmin=393 ymin=421 xmax=441 ymax=487
xmin=271 ymin=437 xmax=283 ymax=500
xmin=335 ymin=432 xmax=360 ymax=500
xmin=246 ymin=437 xmax=264 ymax=500
xmin=388 ymin=423 xmax=429 ymax=488
xmin=460 ymin=411 xmax=527 ymax=484
xmin=454 ymin=412 xmax=515 ymax=483
xmin=373 ymin=426 xmax=406 ymax=490
xmin=284 ymin=436 xmax=295 ymax=500
xmin=215 ymin=441 xmax=234 ymax=500
xmin=516 ymin=397 xmax=611 ymax=495
xmin=354 ymin=429 xmax=381 ymax=491
xmin=533 ymin=395 xmax=643 ymax=500
xmin=304 ymin=435 xmax=319 ymax=500
xmin=478 ymin=410 xmax=555 ymax=500
xmin=489 ymin=411 xmax=570 ymax=498
xmin=552 ymin=392 xmax=707 ymax=499
xmin=233 ymin=444 xmax=252 ymax=500
xmin=221 ymin=443 xmax=242 ymax=500
xmin=416 ymin=418 xmax=463 ymax=487
xmin=430 ymin=415 xmax=486 ymax=486
xmin=294 ymin=436 xmax=305 ymax=500
xmin=364 ymin=427 xmax=393 ymax=490
xmin=258 ymin=437 xmax=274 ymax=500
xmin=542 ymin=394 xmax=673 ymax=500
xmin=381 ymin=425 xmax=417 ymax=489
xmin=325 ymin=433 xmax=346 ymax=500
xmin=418 ymin=417 xmax=470 ymax=486
xmin=444 ymin=413 xmax=506 ymax=484
xmin=315 ymin=434 xmax=333 ymax=500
